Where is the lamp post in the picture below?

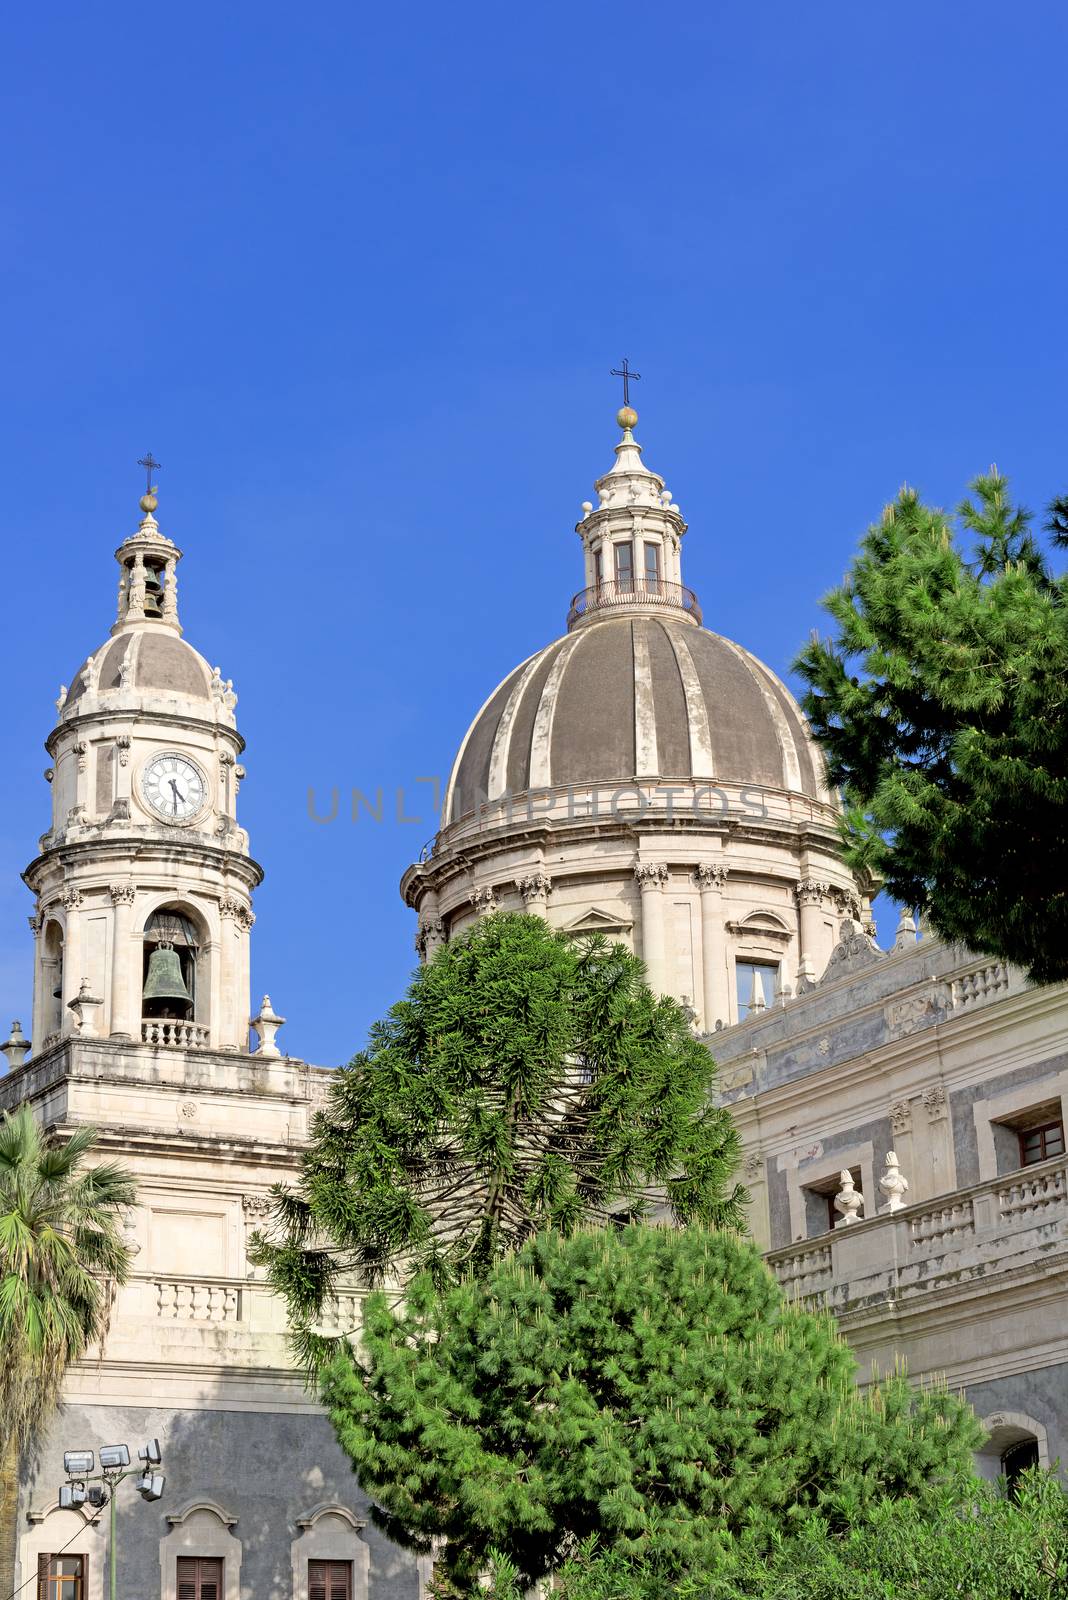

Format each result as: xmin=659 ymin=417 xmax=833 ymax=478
xmin=59 ymin=1440 xmax=164 ymax=1600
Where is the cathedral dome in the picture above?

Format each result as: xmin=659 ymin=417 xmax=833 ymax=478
xmin=445 ymin=613 xmax=834 ymax=825
xmin=403 ymin=403 xmax=858 ymax=1020
xmin=64 ymin=629 xmax=213 ymax=708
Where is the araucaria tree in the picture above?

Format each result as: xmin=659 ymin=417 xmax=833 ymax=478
xmin=254 ymin=913 xmax=744 ymax=1338
xmin=795 ymin=470 xmax=1068 ymax=983
xmin=319 ymin=1224 xmax=982 ymax=1590
xmin=0 ymin=1108 xmax=137 ymax=1600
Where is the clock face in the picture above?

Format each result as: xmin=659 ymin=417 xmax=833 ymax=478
xmin=141 ymin=752 xmax=208 ymax=823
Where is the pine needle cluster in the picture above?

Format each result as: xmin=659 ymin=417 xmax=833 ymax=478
xmin=795 ymin=471 xmax=1068 ymax=982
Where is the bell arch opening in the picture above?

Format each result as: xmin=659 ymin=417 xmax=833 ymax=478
xmin=142 ymin=906 xmax=204 ymax=1025
xmin=42 ymin=919 xmax=64 ymax=1039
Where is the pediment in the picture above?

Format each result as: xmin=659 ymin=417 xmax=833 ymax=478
xmin=561 ymin=905 xmax=634 ymax=934
xmin=727 ymin=910 xmax=792 ymax=941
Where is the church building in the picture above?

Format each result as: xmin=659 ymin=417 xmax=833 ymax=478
xmin=2 ymin=407 xmax=1066 ymax=1599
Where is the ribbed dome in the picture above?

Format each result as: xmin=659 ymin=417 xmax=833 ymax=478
xmin=65 ymin=630 xmax=213 ymax=706
xmin=445 ymin=615 xmax=835 ymax=824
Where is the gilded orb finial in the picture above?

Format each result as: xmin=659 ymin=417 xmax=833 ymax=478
xmin=617 ymin=405 xmax=639 ymax=431
xmin=137 ymin=451 xmax=162 ymax=515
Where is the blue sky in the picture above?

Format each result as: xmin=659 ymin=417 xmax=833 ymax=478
xmin=2 ymin=2 xmax=1066 ymax=1066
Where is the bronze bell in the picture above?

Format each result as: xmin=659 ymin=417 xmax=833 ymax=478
xmin=142 ymin=943 xmax=192 ymax=1008
xmin=143 ymin=566 xmax=164 ymax=618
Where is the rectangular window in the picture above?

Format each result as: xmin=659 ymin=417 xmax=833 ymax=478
xmin=177 ymin=1557 xmax=223 ymax=1600
xmin=1019 ymin=1120 xmax=1065 ymax=1166
xmin=593 ymin=549 xmax=604 ymax=590
xmin=735 ymin=960 xmax=779 ymax=1021
xmin=613 ymin=542 xmax=633 ymax=586
xmin=38 ymin=1557 xmax=85 ymax=1600
xmin=309 ymin=1561 xmax=353 ymax=1600
xmin=643 ymin=541 xmax=661 ymax=591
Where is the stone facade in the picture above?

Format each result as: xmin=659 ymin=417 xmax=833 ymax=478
xmin=711 ymin=922 xmax=1068 ymax=1477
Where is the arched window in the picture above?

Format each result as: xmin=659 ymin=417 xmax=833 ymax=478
xmin=977 ymin=1411 xmax=1049 ymax=1497
xmin=142 ymin=908 xmax=201 ymax=1022
xmin=1001 ymin=1437 xmax=1040 ymax=1498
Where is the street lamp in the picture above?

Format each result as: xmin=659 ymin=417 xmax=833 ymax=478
xmin=57 ymin=1439 xmax=164 ymax=1600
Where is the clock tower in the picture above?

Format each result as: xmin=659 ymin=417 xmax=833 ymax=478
xmin=23 ymin=478 xmax=263 ymax=1054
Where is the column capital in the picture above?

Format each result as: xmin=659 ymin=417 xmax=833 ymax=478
xmin=59 ymin=885 xmax=83 ymax=911
xmin=695 ymin=863 xmax=728 ymax=891
xmin=515 ymin=872 xmax=552 ymax=904
xmin=415 ymin=915 xmax=446 ymax=958
xmin=471 ymin=886 xmax=499 ymax=915
xmin=109 ymin=883 xmax=136 ymax=906
xmin=795 ymin=877 xmax=830 ymax=907
xmin=634 ymin=863 xmax=669 ymax=889
xmin=220 ymin=895 xmax=255 ymax=931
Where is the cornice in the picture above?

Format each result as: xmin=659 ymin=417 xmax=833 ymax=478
xmin=23 ymin=835 xmax=265 ymax=893
xmin=720 ymin=975 xmax=1068 ymax=1129
xmin=46 ymin=706 xmax=246 ymax=758
xmin=403 ymin=809 xmax=848 ymax=905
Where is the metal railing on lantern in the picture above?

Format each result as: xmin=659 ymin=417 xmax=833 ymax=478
xmin=567 ymin=578 xmax=703 ymax=629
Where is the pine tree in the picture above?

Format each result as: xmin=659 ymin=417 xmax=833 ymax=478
xmin=795 ymin=471 xmax=1068 ymax=982
xmin=252 ymin=914 xmax=744 ymax=1352
xmin=319 ymin=1224 xmax=981 ymax=1591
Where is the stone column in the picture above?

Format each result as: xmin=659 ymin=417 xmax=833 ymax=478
xmin=29 ymin=911 xmax=44 ymax=1055
xmin=696 ymin=863 xmax=730 ymax=1029
xmin=219 ymin=897 xmax=254 ymax=1051
xmin=515 ymin=872 xmax=552 ymax=919
xmin=415 ymin=915 xmax=446 ymax=962
xmin=634 ymin=864 xmax=669 ymax=994
xmin=109 ymin=884 xmax=137 ymax=1040
xmin=60 ymin=886 xmax=83 ymax=1033
xmin=795 ymin=878 xmax=831 ymax=985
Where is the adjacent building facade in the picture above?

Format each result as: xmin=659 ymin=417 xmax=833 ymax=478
xmin=2 ymin=411 xmax=1065 ymax=1600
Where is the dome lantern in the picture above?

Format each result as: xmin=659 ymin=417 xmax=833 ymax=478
xmin=569 ymin=408 xmax=699 ymax=631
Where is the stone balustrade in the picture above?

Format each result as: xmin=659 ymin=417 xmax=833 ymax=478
xmin=768 ymin=1154 xmax=1068 ymax=1317
xmin=951 ymin=961 xmax=1010 ymax=1008
xmin=154 ymin=1278 xmax=243 ymax=1322
xmin=142 ymin=1017 xmax=211 ymax=1048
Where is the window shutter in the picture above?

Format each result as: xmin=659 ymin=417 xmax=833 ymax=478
xmin=79 ymin=1554 xmax=88 ymax=1600
xmin=329 ymin=1564 xmax=351 ymax=1600
xmin=37 ymin=1554 xmax=49 ymax=1600
xmin=309 ymin=1562 xmax=328 ymax=1600
xmin=198 ymin=1561 xmax=220 ymax=1600
xmin=177 ymin=1558 xmax=198 ymax=1600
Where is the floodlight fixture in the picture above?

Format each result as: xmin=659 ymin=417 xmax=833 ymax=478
xmin=70 ymin=1484 xmax=87 ymax=1508
xmin=58 ymin=1486 xmax=74 ymax=1510
xmin=63 ymin=1450 xmax=94 ymax=1477
xmin=99 ymin=1444 xmax=130 ymax=1469
xmin=137 ymin=1439 xmax=162 ymax=1465
xmin=87 ymin=1485 xmax=108 ymax=1509
xmin=138 ymin=1471 xmax=165 ymax=1502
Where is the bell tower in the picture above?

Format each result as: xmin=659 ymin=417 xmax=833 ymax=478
xmin=22 ymin=472 xmax=263 ymax=1056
